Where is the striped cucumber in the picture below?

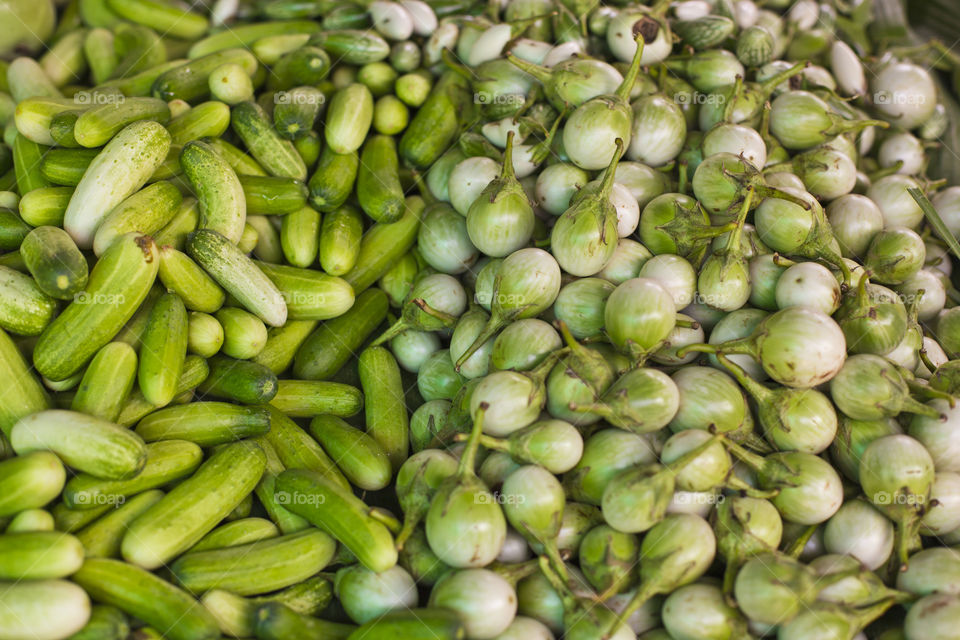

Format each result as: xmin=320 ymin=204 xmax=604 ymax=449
xmin=324 ymin=83 xmax=373 ymax=154
xmin=319 ymin=205 xmax=363 ymax=275
xmin=359 ymin=346 xmax=409 ymax=471
xmin=72 ymin=558 xmax=219 ymax=640
xmin=72 ymin=342 xmax=138 ymax=422
xmin=116 ymin=355 xmax=209 ymax=427
xmin=135 ymin=402 xmax=270 ymax=446
xmin=180 ymin=140 xmax=246 ymax=244
xmin=20 ymin=225 xmax=88 ymax=299
xmin=270 ymin=380 xmax=363 ymax=418
xmin=63 ymin=440 xmax=203 ymax=510
xmin=11 ymin=410 xmax=147 ymax=479
xmin=254 ymin=602 xmax=356 ymax=640
xmin=196 ymin=355 xmax=278 ymax=404
xmin=357 ymin=134 xmax=404 ymax=223
xmin=276 ymin=468 xmax=398 ymax=572
xmin=0 ymin=580 xmax=90 ymax=640
xmin=63 ymin=120 xmax=170 ymax=248
xmin=75 ymin=489 xmax=164 ymax=558
xmin=0 ymin=451 xmax=65 ymax=517
xmin=307 ymin=146 xmax=358 ymax=212
xmin=0 ymin=328 xmax=49 ymax=437
xmin=342 ymin=196 xmax=422 ymax=293
xmin=0 ymin=531 xmax=84 ymax=579
xmin=293 ymin=288 xmax=388 ymax=380
xmin=157 ymin=246 xmax=226 ymax=313
xmin=138 ymin=293 xmax=188 ymax=407
xmin=92 ymin=180 xmax=182 ymax=256
xmin=171 ymin=529 xmax=336 ymax=595
xmin=121 ymin=441 xmax=266 ymax=569
xmin=73 ymin=97 xmax=171 ymax=148
xmin=33 ymin=233 xmax=159 ymax=381
xmin=263 ymin=405 xmax=349 ymax=490
xmin=231 ymin=101 xmax=307 ymax=180
xmin=281 ymin=205 xmax=321 ymax=268
xmin=39 ymin=147 xmax=98 ymax=187
xmin=239 ymin=174 xmax=309 ymax=215
xmin=190 ymin=517 xmax=279 ymax=552
xmin=308 ymin=415 xmax=391 ymax=492
xmin=0 ymin=265 xmax=56 ymax=337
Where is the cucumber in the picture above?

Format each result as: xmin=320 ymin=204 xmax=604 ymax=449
xmin=293 ymin=288 xmax=388 ymax=380
xmin=12 ymin=133 xmax=51 ymax=195
xmin=238 ymin=222 xmax=260 ymax=254
xmin=400 ymin=71 xmax=473 ymax=170
xmin=18 ymin=186 xmax=71 ymax=227
xmin=116 ymin=355 xmax=210 ymax=427
xmin=359 ymin=346 xmax=409 ymax=471
xmin=342 ymin=196 xmax=422 ymax=293
xmin=107 ymin=0 xmax=208 ymax=39
xmin=187 ymin=312 xmax=224 ymax=358
xmin=72 ymin=558 xmax=219 ymax=640
xmin=216 ymin=307 xmax=267 ymax=359
xmin=253 ymin=437 xmax=311 ymax=534
xmin=12 ymin=96 xmax=77 ymax=146
xmin=157 ymin=246 xmax=226 ymax=313
xmin=307 ymin=146 xmax=359 ymax=212
xmin=135 ymin=402 xmax=271 ymax=446
xmin=181 ymin=140 xmax=247 ymax=244
xmin=48 ymin=110 xmax=82 ymax=148
xmin=308 ymin=415 xmax=391 ymax=492
xmin=72 ymin=342 xmax=137 ymax=422
xmin=190 ymin=517 xmax=279 ymax=552
xmin=319 ymin=205 xmax=363 ymax=276
xmin=0 ymin=208 xmax=30 ymax=249
xmin=63 ymin=120 xmax=171 ymax=248
xmin=294 ymin=130 xmax=322 ymax=168
xmin=93 ymin=180 xmax=183 ymax=256
xmin=206 ymin=138 xmax=267 ymax=176
xmin=73 ymin=97 xmax=171 ymax=148
xmin=346 ymin=609 xmax=465 ymax=640
xmin=121 ymin=440 xmax=266 ymax=569
xmin=189 ymin=22 xmax=320 ymax=59
xmin=268 ymin=46 xmax=331 ymax=91
xmin=187 ymin=229 xmax=287 ymax=327
xmin=311 ymin=30 xmax=390 ymax=65
xmin=357 ymin=134 xmax=404 ymax=223
xmin=5 ymin=509 xmax=54 ymax=533
xmin=325 ymin=83 xmax=373 ymax=154
xmin=255 ymin=260 xmax=355 ymax=321
xmin=0 ymin=328 xmax=49 ymax=437
xmin=254 ymin=602 xmax=356 ymax=640
xmin=0 ymin=265 xmax=57 ymax=337
xmin=202 ymin=578 xmax=333 ymax=638
xmin=0 ymin=580 xmax=90 ymax=640
xmin=171 ymin=529 xmax=336 ymax=596
xmin=63 ymin=440 xmax=203 ymax=510
xmin=6 ymin=57 xmax=61 ymax=102
xmin=11 ymin=410 xmax=147 ymax=479
xmin=39 ymin=147 xmax=98 ymax=187
xmin=262 ymin=405 xmax=349 ymax=490
xmin=273 ymin=87 xmax=325 ymax=140
xmin=33 ymin=233 xmax=159 ymax=381
xmin=276 ymin=468 xmax=398 ymax=572
xmin=138 ymin=292 xmax=188 ymax=407
xmin=251 ymin=314 xmax=317 ymax=370
xmin=0 ymin=451 xmax=65 ymax=517
xmin=270 ymin=380 xmax=363 ymax=418
xmin=231 ymin=101 xmax=307 ymax=180
xmin=52 ymin=502 xmax=111 ymax=533
xmin=239 ymin=175 xmax=309 ymax=215
xmin=110 ymin=283 xmax=162 ymax=351
xmin=20 ymin=225 xmax=89 ymax=299
xmin=154 ymin=49 xmax=257 ymax=103
xmin=167 ymin=101 xmax=231 ymax=145
xmin=196 ymin=355 xmax=278 ymax=404
xmin=75 ymin=489 xmax=164 ymax=558
xmin=281 ymin=205 xmax=321 ymax=268
xmin=110 ymin=23 xmax=166 ymax=79
xmin=0 ymin=531 xmax=82 ymax=579
xmin=153 ymin=197 xmax=200 ymax=251
xmin=85 ymin=28 xmax=119 ymax=85
xmin=66 ymin=604 xmax=130 ymax=640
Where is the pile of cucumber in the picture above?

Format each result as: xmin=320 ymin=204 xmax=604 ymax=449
xmin=5 ymin=0 xmax=960 ymax=640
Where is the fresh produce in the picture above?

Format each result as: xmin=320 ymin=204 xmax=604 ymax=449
xmin=2 ymin=1 xmax=960 ymax=639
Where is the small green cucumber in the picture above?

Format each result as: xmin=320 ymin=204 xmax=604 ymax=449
xmin=281 ymin=205 xmax=321 ymax=268
xmin=0 ymin=580 xmax=90 ymax=640
xmin=262 ymin=405 xmax=349 ymax=490
xmin=231 ymin=101 xmax=307 ymax=180
xmin=158 ymin=246 xmax=226 ymax=313
xmin=239 ymin=174 xmax=309 ymax=215
xmin=138 ymin=292 xmax=188 ymax=406
xmin=0 ymin=265 xmax=56 ymax=337
xmin=187 ymin=312 xmax=224 ymax=358
xmin=342 ymin=196 xmax=422 ymax=293
xmin=357 ymin=134 xmax=404 ymax=223
xmin=319 ymin=205 xmax=363 ymax=276
xmin=135 ymin=402 xmax=271 ymax=447
xmin=73 ymin=97 xmax=171 ymax=148
xmin=195 ymin=355 xmax=278 ymax=404
xmin=93 ymin=180 xmax=183 ymax=256
xmin=308 ymin=415 xmax=391 ymax=491
xmin=359 ymin=346 xmax=409 ymax=471
xmin=189 ymin=517 xmax=279 ymax=553
xmin=255 ymin=260 xmax=355 ymax=321
xmin=71 ymin=342 xmax=138 ymax=422
xmin=0 ymin=531 xmax=84 ymax=579
xmin=254 ymin=602 xmax=356 ymax=640
xmin=75 ymin=489 xmax=164 ymax=558
xmin=324 ymin=83 xmax=373 ymax=154
xmin=216 ymin=307 xmax=267 ymax=359
xmin=0 ymin=451 xmax=65 ymax=517
xmin=307 ymin=145 xmax=359 ymax=212
xmin=181 ymin=140 xmax=247 ymax=244
xmin=167 ymin=101 xmax=231 ymax=145
xmin=0 ymin=328 xmax=49 ymax=438
xmin=20 ymin=225 xmax=89 ymax=299
xmin=270 ymin=380 xmax=363 ymax=418
xmin=115 ymin=355 xmax=210 ymax=427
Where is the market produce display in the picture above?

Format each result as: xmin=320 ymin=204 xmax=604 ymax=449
xmin=3 ymin=0 xmax=960 ymax=638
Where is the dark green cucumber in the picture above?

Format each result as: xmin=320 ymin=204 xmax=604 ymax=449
xmin=307 ymin=146 xmax=358 ymax=212
xmin=238 ymin=174 xmax=308 ymax=215
xmin=195 ymin=355 xmax=279 ymax=404
xmin=40 ymin=148 xmax=98 ymax=187
xmin=346 ymin=609 xmax=465 ymax=640
xmin=231 ymin=101 xmax=307 ymax=180
xmin=400 ymin=71 xmax=473 ymax=169
xmin=310 ymin=30 xmax=390 ymax=65
xmin=359 ymin=346 xmax=409 ymax=471
xmin=72 ymin=558 xmax=220 ymax=640
xmin=153 ymin=49 xmax=257 ymax=103
xmin=319 ymin=205 xmax=363 ymax=276
xmin=121 ymin=441 xmax=266 ymax=569
xmin=254 ymin=602 xmax=356 ymax=640
xmin=0 ymin=209 xmax=30 ymax=250
xmin=293 ymin=288 xmax=388 ymax=380
xmin=135 ymin=402 xmax=270 ymax=446
xmin=0 ymin=264 xmax=57 ymax=337
xmin=20 ymin=225 xmax=88 ymax=300
xmin=268 ymin=46 xmax=331 ymax=91
xmin=357 ymin=134 xmax=404 ymax=223
xmin=273 ymin=87 xmax=325 ymax=140
xmin=342 ymin=196 xmax=422 ymax=293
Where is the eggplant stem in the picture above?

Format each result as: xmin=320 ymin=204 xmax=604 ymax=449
xmin=457 ymin=404 xmax=488 ymax=478
xmin=783 ymin=524 xmax=818 ymax=558
xmin=368 ymin=508 xmax=402 ymax=535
